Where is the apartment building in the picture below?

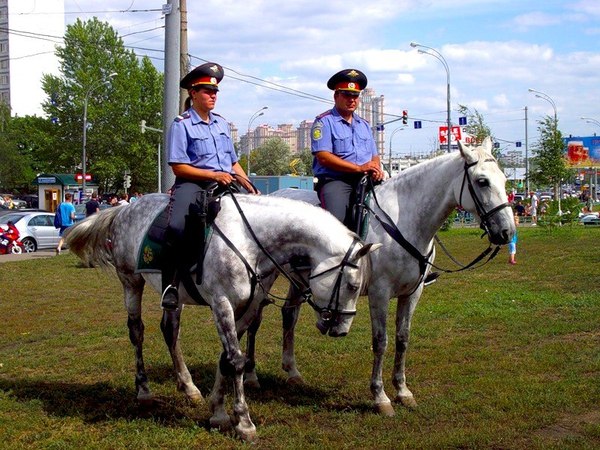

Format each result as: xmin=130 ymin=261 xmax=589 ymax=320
xmin=0 ymin=0 xmax=64 ymax=116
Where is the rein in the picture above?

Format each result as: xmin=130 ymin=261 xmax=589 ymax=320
xmin=221 ymin=187 xmax=360 ymax=322
xmin=363 ymin=159 xmax=510 ymax=287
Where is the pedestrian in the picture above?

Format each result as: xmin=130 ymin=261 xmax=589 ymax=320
xmin=85 ymin=192 xmax=100 ymax=217
xmin=56 ymin=193 xmax=76 ymax=255
xmin=160 ymin=62 xmax=258 ymax=310
xmin=508 ymin=215 xmax=519 ymax=265
xmin=117 ymin=193 xmax=129 ymax=205
xmin=310 ymin=68 xmax=384 ymax=231
xmin=529 ymin=191 xmax=538 ymax=226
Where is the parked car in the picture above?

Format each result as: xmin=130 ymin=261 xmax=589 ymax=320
xmin=539 ymin=192 xmax=553 ymax=201
xmin=0 ymin=211 xmax=60 ymax=252
xmin=74 ymin=203 xmax=112 ymax=222
xmin=580 ymin=212 xmax=600 ymax=226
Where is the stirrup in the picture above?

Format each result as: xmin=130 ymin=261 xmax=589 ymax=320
xmin=423 ymin=272 xmax=440 ymax=287
xmin=161 ymin=285 xmax=179 ymax=310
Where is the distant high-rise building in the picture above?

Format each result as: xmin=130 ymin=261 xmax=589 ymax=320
xmin=296 ymin=120 xmax=313 ymax=153
xmin=357 ymin=87 xmax=385 ymax=157
xmin=0 ymin=0 xmax=64 ymax=117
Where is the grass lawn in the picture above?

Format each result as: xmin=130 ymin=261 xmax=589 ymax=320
xmin=0 ymin=225 xmax=599 ymax=449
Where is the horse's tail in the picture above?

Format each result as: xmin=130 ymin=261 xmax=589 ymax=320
xmin=65 ymin=206 xmax=122 ymax=268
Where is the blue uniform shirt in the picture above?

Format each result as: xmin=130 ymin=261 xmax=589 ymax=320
xmin=311 ymin=107 xmax=378 ymax=177
xmin=167 ymin=108 xmax=237 ymax=173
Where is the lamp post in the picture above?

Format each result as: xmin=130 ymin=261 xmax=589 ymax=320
xmin=581 ymin=116 xmax=600 ymax=128
xmin=410 ymin=42 xmax=451 ymax=153
xmin=528 ymin=88 xmax=560 ymax=213
xmin=388 ymin=127 xmax=404 ymax=177
xmin=247 ymin=106 xmax=268 ymax=175
xmin=581 ymin=117 xmax=600 ymax=201
xmin=82 ymin=72 xmax=117 ymax=199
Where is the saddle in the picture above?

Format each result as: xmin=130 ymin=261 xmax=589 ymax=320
xmin=136 ymin=186 xmax=225 ymax=280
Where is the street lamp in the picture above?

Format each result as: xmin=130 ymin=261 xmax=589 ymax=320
xmin=528 ymin=88 xmax=561 ymax=213
xmin=528 ymin=88 xmax=557 ymax=126
xmin=411 ymin=42 xmax=452 ymax=153
xmin=247 ymin=106 xmax=268 ymax=175
xmin=82 ymin=72 xmax=117 ymax=199
xmin=581 ymin=116 xmax=600 ymax=128
xmin=388 ymin=127 xmax=404 ymax=177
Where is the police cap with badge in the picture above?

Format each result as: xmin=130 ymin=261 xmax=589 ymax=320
xmin=327 ymin=69 xmax=368 ymax=96
xmin=180 ymin=62 xmax=224 ymax=91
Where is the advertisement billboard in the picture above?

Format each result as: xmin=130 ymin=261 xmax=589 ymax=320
xmin=563 ymin=136 xmax=600 ymax=168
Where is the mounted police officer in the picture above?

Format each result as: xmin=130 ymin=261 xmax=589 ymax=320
xmin=311 ymin=69 xmax=384 ymax=232
xmin=161 ymin=62 xmax=258 ymax=310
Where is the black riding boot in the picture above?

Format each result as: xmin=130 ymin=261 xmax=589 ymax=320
xmin=160 ymin=244 xmax=180 ymax=310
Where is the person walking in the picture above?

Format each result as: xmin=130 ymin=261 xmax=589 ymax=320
xmin=508 ymin=215 xmax=519 ymax=265
xmin=529 ymin=191 xmax=538 ymax=226
xmin=160 ymin=62 xmax=257 ymax=310
xmin=85 ymin=193 xmax=100 ymax=217
xmin=56 ymin=193 xmax=75 ymax=255
xmin=310 ymin=68 xmax=384 ymax=231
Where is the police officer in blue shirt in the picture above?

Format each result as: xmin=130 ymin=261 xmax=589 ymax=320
xmin=161 ymin=62 xmax=257 ymax=310
xmin=311 ymin=69 xmax=384 ymax=231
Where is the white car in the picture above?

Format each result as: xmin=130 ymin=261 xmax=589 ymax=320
xmin=579 ymin=212 xmax=600 ymax=226
xmin=0 ymin=211 xmax=60 ymax=252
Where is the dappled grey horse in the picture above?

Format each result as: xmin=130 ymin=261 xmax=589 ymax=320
xmin=247 ymin=138 xmax=515 ymax=415
xmin=66 ymin=193 xmax=380 ymax=441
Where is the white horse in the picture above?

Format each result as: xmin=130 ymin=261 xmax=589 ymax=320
xmin=246 ymin=138 xmax=516 ymax=415
xmin=65 ymin=192 xmax=380 ymax=441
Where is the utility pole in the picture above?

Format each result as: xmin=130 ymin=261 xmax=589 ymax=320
xmin=524 ymin=106 xmax=529 ymax=194
xmin=162 ymin=0 xmax=180 ymax=193
xmin=179 ymin=0 xmax=189 ymax=112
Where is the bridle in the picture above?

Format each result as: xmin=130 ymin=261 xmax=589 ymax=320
xmin=363 ymin=158 xmax=512 ymax=289
xmin=217 ymin=188 xmax=363 ymax=326
xmin=459 ymin=159 xmax=512 ymax=238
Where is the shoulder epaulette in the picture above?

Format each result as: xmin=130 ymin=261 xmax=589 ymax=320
xmin=212 ymin=112 xmax=226 ymax=119
xmin=174 ymin=111 xmax=191 ymax=122
xmin=316 ymin=110 xmax=333 ymax=120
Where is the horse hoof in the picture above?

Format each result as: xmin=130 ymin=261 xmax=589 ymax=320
xmin=137 ymin=392 xmax=154 ymax=406
xmin=375 ymin=402 xmax=396 ymax=417
xmin=235 ymin=423 xmax=257 ymax=442
xmin=244 ymin=378 xmax=261 ymax=390
xmin=210 ymin=414 xmax=233 ymax=432
xmin=286 ymin=375 xmax=305 ymax=386
xmin=397 ymin=394 xmax=418 ymax=409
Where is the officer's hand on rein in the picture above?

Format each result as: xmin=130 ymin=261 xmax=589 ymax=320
xmin=214 ymin=172 xmax=235 ymax=185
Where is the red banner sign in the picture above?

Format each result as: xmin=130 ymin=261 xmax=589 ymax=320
xmin=439 ymin=126 xmax=462 ymax=144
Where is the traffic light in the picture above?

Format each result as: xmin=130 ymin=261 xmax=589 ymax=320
xmin=402 ymin=110 xmax=408 ymax=125
xmin=140 ymin=120 xmax=146 ymax=134
xmin=124 ymin=174 xmax=131 ymax=189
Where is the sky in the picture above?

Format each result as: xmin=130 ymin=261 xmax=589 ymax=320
xmin=53 ymin=1 xmax=600 ymax=156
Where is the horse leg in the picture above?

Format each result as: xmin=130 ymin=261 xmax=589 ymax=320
xmin=368 ymin=292 xmax=395 ymax=416
xmin=121 ymin=277 xmax=153 ymax=404
xmin=209 ymin=298 xmax=256 ymax=441
xmin=160 ymin=306 xmax=203 ymax=402
xmin=392 ymin=291 xmax=421 ymax=408
xmin=281 ymin=284 xmax=304 ymax=385
xmin=244 ymin=304 xmax=264 ymax=389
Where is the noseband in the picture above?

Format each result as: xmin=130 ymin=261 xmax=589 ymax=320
xmin=305 ymin=237 xmax=361 ymax=323
xmin=459 ymin=160 xmax=512 ymax=236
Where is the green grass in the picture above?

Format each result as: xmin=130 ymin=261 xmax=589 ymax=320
xmin=0 ymin=226 xmax=599 ymax=449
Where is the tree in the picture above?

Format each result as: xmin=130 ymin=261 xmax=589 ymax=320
xmin=457 ymin=105 xmax=499 ymax=158
xmin=530 ymin=115 xmax=570 ymax=199
xmin=41 ymin=18 xmax=163 ymax=194
xmin=251 ymin=138 xmax=292 ymax=175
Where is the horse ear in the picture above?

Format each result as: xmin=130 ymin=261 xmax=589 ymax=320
xmin=481 ymin=136 xmax=493 ymax=155
xmin=458 ymin=139 xmax=477 ymax=165
xmin=351 ymin=242 xmax=382 ymax=262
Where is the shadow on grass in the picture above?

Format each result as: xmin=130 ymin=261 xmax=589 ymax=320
xmin=0 ymin=362 xmax=371 ymax=428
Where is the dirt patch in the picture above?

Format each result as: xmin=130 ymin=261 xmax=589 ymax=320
xmin=536 ymin=410 xmax=600 ymax=441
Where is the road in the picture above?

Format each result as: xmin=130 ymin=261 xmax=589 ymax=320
xmin=0 ymin=248 xmax=62 ymax=263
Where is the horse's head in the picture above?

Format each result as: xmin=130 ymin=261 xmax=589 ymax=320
xmin=456 ymin=137 xmax=516 ymax=245
xmin=308 ymin=240 xmax=381 ymax=337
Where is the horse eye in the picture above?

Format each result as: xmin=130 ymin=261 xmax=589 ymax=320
xmin=347 ymin=283 xmax=359 ymax=292
xmin=477 ymin=178 xmax=489 ymax=188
